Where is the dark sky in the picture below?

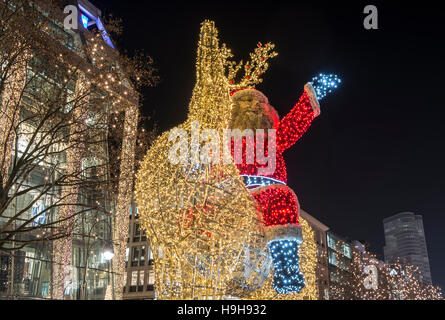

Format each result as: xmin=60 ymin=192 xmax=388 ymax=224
xmin=92 ymin=0 xmax=445 ymax=288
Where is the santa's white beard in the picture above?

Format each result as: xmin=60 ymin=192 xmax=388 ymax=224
xmin=231 ymin=102 xmax=276 ymax=130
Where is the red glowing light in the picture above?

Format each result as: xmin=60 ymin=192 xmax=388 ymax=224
xmin=231 ymin=88 xmax=316 ymax=228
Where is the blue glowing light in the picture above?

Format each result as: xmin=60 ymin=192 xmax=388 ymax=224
xmin=81 ymin=14 xmax=89 ymax=29
xmin=390 ymin=269 xmax=398 ymax=276
xmin=310 ymin=73 xmax=341 ymax=101
xmin=241 ymin=175 xmax=286 ymax=189
xmin=269 ymin=239 xmax=305 ymax=294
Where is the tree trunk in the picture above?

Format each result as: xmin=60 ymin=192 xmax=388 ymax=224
xmin=112 ymin=103 xmax=138 ymax=300
xmin=52 ymin=74 xmax=90 ymax=300
xmin=0 ymin=53 xmax=29 ymax=187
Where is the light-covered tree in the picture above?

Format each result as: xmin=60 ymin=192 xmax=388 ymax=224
xmin=0 ymin=0 xmax=157 ymax=299
xmin=329 ymin=243 xmax=443 ymax=300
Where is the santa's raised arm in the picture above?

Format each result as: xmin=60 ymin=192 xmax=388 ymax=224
xmin=276 ymin=74 xmax=341 ymax=153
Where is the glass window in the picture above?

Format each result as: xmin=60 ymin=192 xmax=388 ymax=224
xmin=131 ymin=271 xmax=138 ymax=286
xmin=138 ymin=270 xmax=144 ymax=292
xmin=328 ymin=251 xmax=337 ymax=266
xmin=129 ymin=270 xmax=138 ymax=293
xmin=5 ymin=247 xmax=52 ymax=299
xmin=125 ymin=248 xmax=129 ymax=268
xmin=140 ymin=246 xmax=146 ymax=266
xmin=133 ymin=223 xmax=141 ymax=242
xmin=344 ymin=244 xmax=351 ymax=259
xmin=148 ymin=269 xmax=155 ymax=285
xmin=130 ymin=246 xmax=146 ymax=267
xmin=131 ymin=247 xmax=139 ymax=267
xmin=327 ymin=234 xmax=336 ymax=251
xmin=141 ymin=229 xmax=147 ymax=242
xmin=148 ymin=246 xmax=154 ymax=264
xmin=0 ymin=255 xmax=10 ymax=294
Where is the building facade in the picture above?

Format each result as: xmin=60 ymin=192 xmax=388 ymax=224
xmin=0 ymin=0 xmax=138 ymax=299
xmin=122 ymin=202 xmax=155 ymax=300
xmin=326 ymin=231 xmax=353 ymax=298
xmin=300 ymin=210 xmax=330 ymax=300
xmin=383 ymin=212 xmax=432 ymax=283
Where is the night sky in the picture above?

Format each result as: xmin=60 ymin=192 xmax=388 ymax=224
xmin=92 ymin=0 xmax=445 ymax=288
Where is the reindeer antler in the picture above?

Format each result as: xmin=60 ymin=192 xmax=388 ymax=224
xmin=227 ymin=42 xmax=278 ymax=90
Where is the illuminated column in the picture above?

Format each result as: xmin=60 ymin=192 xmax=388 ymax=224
xmin=0 ymin=54 xmax=29 ymax=187
xmin=52 ymin=73 xmax=90 ymax=300
xmin=112 ymin=102 xmax=139 ymax=300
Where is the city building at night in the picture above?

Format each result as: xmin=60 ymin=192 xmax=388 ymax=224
xmin=0 ymin=0 xmax=139 ymax=299
xmin=123 ymin=201 xmax=155 ymax=300
xmin=1 ymin=0 xmax=443 ymax=303
xmin=299 ymin=210 xmax=330 ymax=300
xmin=383 ymin=212 xmax=432 ymax=283
xmin=326 ymin=231 xmax=353 ymax=295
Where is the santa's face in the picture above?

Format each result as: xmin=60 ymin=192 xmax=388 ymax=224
xmin=231 ymin=90 xmax=279 ymax=130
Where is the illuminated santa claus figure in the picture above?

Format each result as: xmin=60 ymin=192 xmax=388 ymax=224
xmin=230 ymin=73 xmax=340 ymax=294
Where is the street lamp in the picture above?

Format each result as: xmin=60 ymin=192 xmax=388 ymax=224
xmin=103 ymin=242 xmax=114 ymax=261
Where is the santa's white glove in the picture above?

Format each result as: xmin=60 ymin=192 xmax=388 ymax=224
xmin=305 ymin=73 xmax=341 ymax=118
xmin=310 ymin=73 xmax=341 ymax=101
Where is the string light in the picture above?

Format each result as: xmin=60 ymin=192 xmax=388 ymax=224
xmin=246 ymin=217 xmax=318 ymax=300
xmin=309 ymin=73 xmax=341 ymax=101
xmin=251 ymin=185 xmax=304 ymax=295
xmin=0 ymin=3 xmax=152 ymax=298
xmin=136 ymin=20 xmax=278 ymax=300
xmin=0 ymin=52 xmax=29 ymax=186
xmin=230 ymin=89 xmax=317 ymax=184
xmin=269 ymin=240 xmax=305 ymax=294
xmin=136 ymin=21 xmax=262 ymax=299
xmin=136 ymin=20 xmax=338 ymax=300
xmin=329 ymin=246 xmax=444 ymax=300
xmin=252 ymin=186 xmax=300 ymax=227
xmin=241 ymin=175 xmax=286 ymax=190
xmin=53 ymin=74 xmax=90 ymax=300
xmin=228 ymin=81 xmax=326 ymax=296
